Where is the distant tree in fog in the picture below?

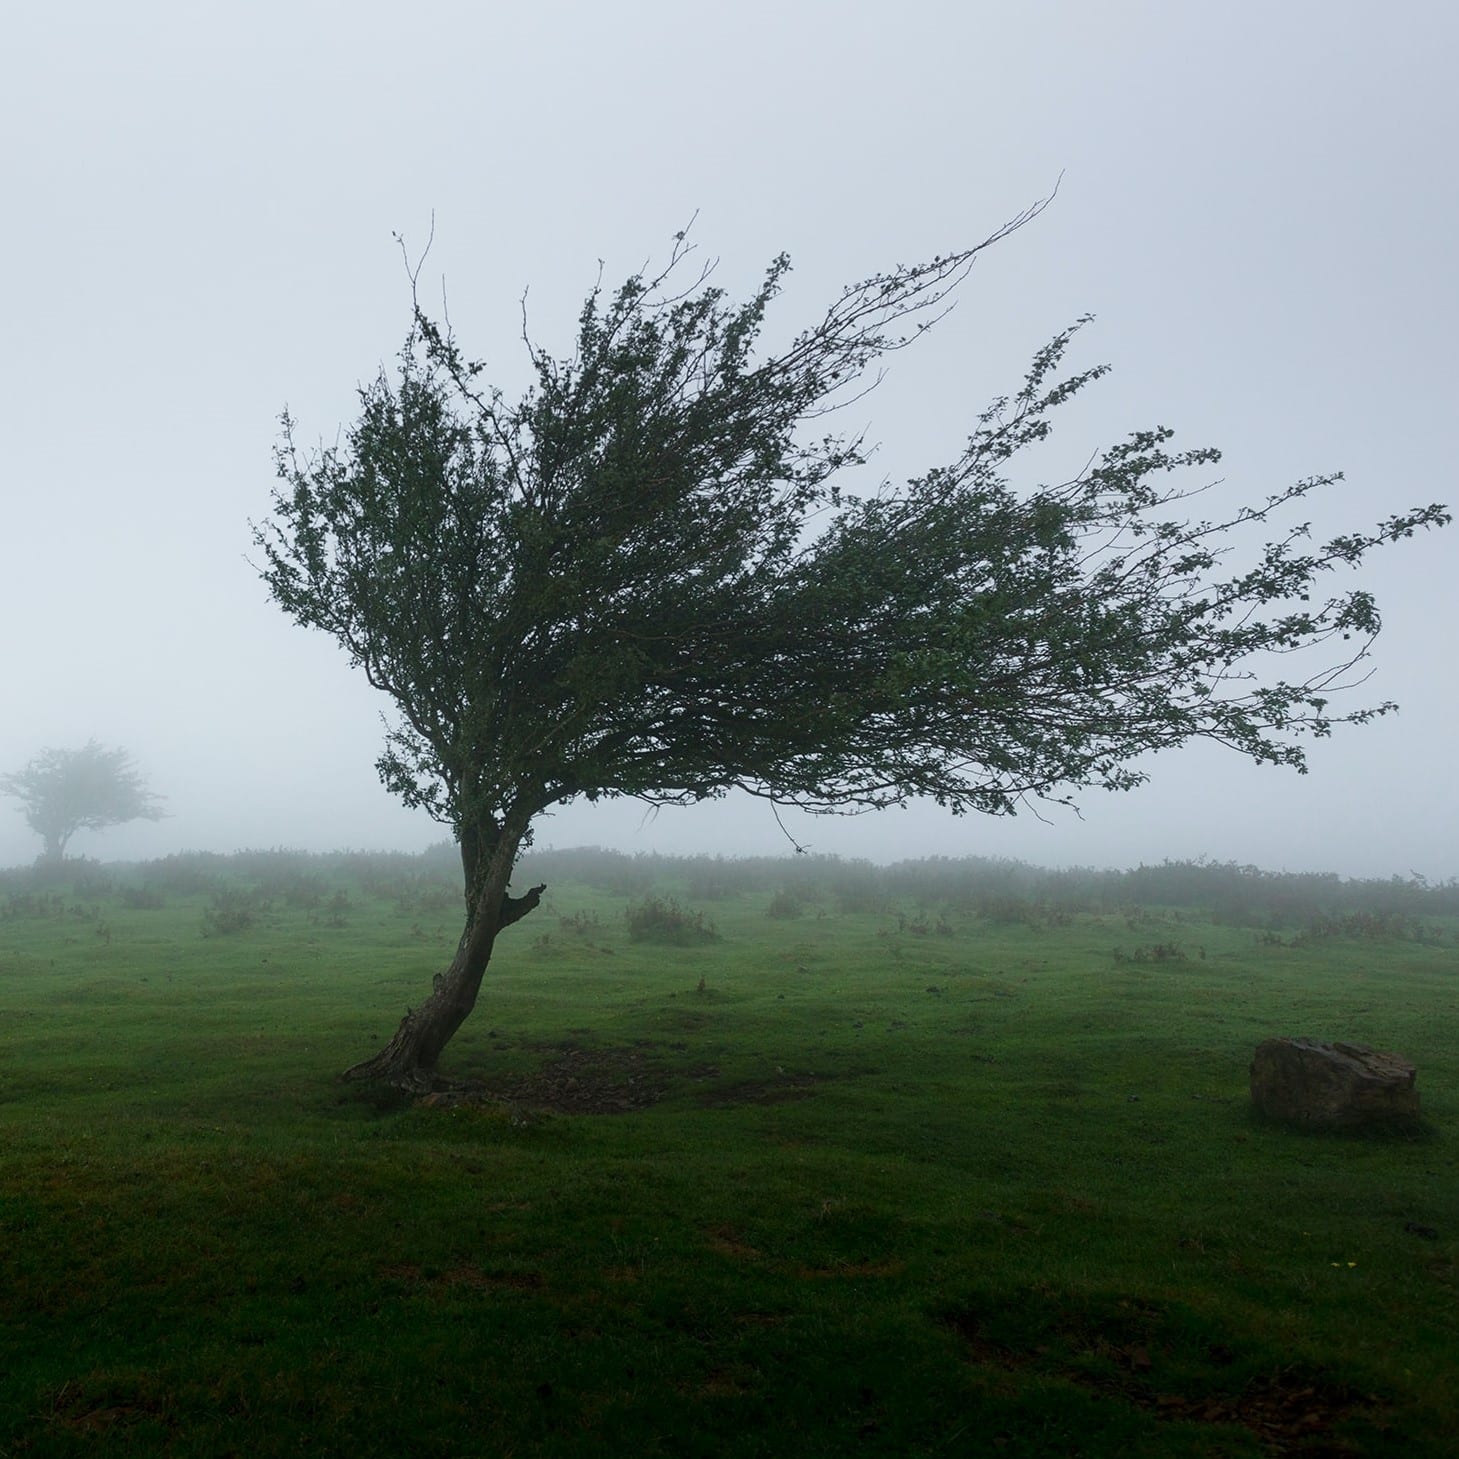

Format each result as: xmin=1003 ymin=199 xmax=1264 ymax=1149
xmin=0 ymin=741 xmax=164 ymax=864
xmin=253 ymin=207 xmax=1449 ymax=1090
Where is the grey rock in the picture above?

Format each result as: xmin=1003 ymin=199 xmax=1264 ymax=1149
xmin=1249 ymin=1037 xmax=1420 ymax=1131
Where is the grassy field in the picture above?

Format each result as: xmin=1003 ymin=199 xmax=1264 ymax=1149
xmin=0 ymin=851 xmax=1455 ymax=1457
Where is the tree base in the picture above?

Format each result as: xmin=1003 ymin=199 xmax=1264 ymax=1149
xmin=340 ymin=1060 xmax=438 ymax=1094
xmin=341 ymin=1012 xmax=443 ymax=1092
xmin=340 ymin=881 xmax=546 ymax=1091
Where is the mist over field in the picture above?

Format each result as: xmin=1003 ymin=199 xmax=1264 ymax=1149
xmin=2 ymin=1 xmax=1454 ymax=879
xmin=4 ymin=11 xmax=1458 ymax=1439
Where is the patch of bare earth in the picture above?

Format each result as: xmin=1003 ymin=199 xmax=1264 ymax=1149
xmin=417 ymin=1044 xmax=823 ymax=1115
xmin=379 ymin=1261 xmax=543 ymax=1291
xmin=705 ymin=1225 xmax=762 ymax=1259
xmin=47 ymin=1385 xmax=172 ymax=1438
xmin=695 ymin=1072 xmax=820 ymax=1107
xmin=412 ymin=1043 xmax=685 ymax=1114
xmin=797 ymin=1258 xmax=906 ymax=1279
xmin=490 ymin=1042 xmax=685 ymax=1113
xmin=944 ymin=1308 xmax=1389 ymax=1454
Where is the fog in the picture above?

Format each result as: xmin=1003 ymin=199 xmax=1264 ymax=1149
xmin=2 ymin=1 xmax=1454 ymax=879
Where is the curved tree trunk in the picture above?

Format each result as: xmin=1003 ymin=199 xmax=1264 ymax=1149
xmin=342 ymin=821 xmax=544 ymax=1091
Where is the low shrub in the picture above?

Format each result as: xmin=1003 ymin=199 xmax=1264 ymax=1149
xmin=1 ymin=890 xmax=65 ymax=921
xmin=625 ymin=896 xmax=717 ymax=945
xmin=1111 ymin=942 xmax=1188 ymax=965
xmin=120 ymin=886 xmax=166 ymax=911
xmin=766 ymin=891 xmax=804 ymax=920
xmin=558 ymin=909 xmax=602 ymax=936
xmin=202 ymin=886 xmax=265 ymax=937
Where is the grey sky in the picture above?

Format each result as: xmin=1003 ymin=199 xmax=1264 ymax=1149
xmin=2 ymin=0 xmax=1454 ymax=877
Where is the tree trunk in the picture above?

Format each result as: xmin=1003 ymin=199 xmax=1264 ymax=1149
xmin=342 ymin=822 xmax=544 ymax=1091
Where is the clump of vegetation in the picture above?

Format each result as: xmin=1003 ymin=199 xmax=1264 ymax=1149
xmin=766 ymin=891 xmax=805 ymax=920
xmin=892 ymin=909 xmax=957 ymax=936
xmin=71 ymin=865 xmax=115 ymax=899
xmin=142 ymin=852 xmax=229 ymax=895
xmin=201 ymin=885 xmax=265 ymax=937
xmin=120 ymin=885 xmax=165 ymax=911
xmin=558 ymin=909 xmax=602 ymax=936
xmin=625 ymin=896 xmax=717 ymax=945
xmin=972 ymin=893 xmax=1071 ymax=929
xmin=1258 ymin=910 xmax=1450 ymax=949
xmin=1111 ymin=941 xmax=1188 ymax=964
xmin=393 ymin=879 xmax=454 ymax=916
xmin=1296 ymin=909 xmax=1442 ymax=945
xmin=974 ymin=893 xmax=1041 ymax=926
xmin=1 ymin=890 xmax=65 ymax=921
xmin=309 ymin=890 xmax=351 ymax=929
xmin=685 ymin=860 xmax=740 ymax=901
xmin=257 ymin=867 xmax=326 ymax=910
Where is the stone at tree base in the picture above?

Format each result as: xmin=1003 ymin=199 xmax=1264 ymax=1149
xmin=1249 ymin=1038 xmax=1420 ymax=1131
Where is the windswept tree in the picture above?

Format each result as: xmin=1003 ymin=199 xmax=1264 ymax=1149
xmin=254 ymin=209 xmax=1448 ymax=1090
xmin=1 ymin=741 xmax=165 ymax=864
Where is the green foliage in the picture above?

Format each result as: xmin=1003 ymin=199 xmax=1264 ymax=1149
xmin=0 ymin=741 xmax=164 ymax=862
xmin=254 ymin=223 xmax=1449 ymax=839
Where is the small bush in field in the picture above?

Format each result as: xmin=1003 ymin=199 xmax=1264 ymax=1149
xmin=1111 ymin=941 xmax=1187 ymax=965
xmin=976 ymin=894 xmax=1040 ymax=926
xmin=202 ymin=886 xmax=265 ymax=937
xmin=1294 ymin=909 xmax=1440 ymax=945
xmin=143 ymin=853 xmax=225 ymax=895
xmin=558 ymin=909 xmax=602 ymax=936
xmin=311 ymin=890 xmax=351 ymax=929
xmin=2 ymin=890 xmax=65 ymax=920
xmin=121 ymin=885 xmax=165 ymax=911
xmin=258 ymin=869 xmax=325 ymax=909
xmin=625 ymin=896 xmax=717 ymax=945
xmin=393 ymin=877 xmax=455 ymax=916
xmin=71 ymin=864 xmax=115 ymax=899
xmin=766 ymin=891 xmax=804 ymax=920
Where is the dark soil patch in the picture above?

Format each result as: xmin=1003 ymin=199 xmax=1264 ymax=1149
xmin=426 ymin=1042 xmax=715 ymax=1115
xmin=48 ymin=1385 xmax=172 ymax=1438
xmin=414 ymin=1044 xmax=823 ymax=1115
xmin=481 ymin=1042 xmax=683 ymax=1114
xmin=943 ymin=1303 xmax=1388 ymax=1454
xmin=1129 ymin=1368 xmax=1381 ymax=1452
xmin=696 ymin=1072 xmax=820 ymax=1107
xmin=705 ymin=1225 xmax=763 ymax=1259
xmin=380 ymin=1261 xmax=543 ymax=1291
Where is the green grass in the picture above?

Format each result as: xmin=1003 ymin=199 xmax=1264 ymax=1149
xmin=0 ymin=858 xmax=1455 ymax=1456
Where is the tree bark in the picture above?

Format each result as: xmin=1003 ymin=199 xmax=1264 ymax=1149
xmin=341 ymin=823 xmax=544 ymax=1091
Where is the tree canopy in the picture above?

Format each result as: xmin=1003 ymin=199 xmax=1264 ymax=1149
xmin=253 ymin=214 xmax=1449 ymax=1087
xmin=1 ymin=741 xmax=165 ymax=864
